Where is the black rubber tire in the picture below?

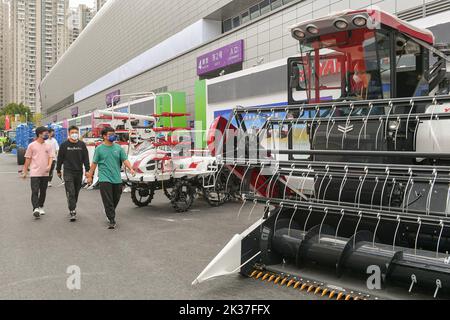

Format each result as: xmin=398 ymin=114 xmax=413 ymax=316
xmin=203 ymin=184 xmax=226 ymax=207
xmin=131 ymin=185 xmax=155 ymax=207
xmin=222 ymin=168 xmax=240 ymax=200
xmin=163 ymin=186 xmax=173 ymax=200
xmin=17 ymin=147 xmax=26 ymax=166
xmin=203 ymin=170 xmax=231 ymax=207
xmin=202 ymin=175 xmax=228 ymax=207
xmin=171 ymin=180 xmax=196 ymax=213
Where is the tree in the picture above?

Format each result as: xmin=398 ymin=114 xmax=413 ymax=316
xmin=0 ymin=103 xmax=32 ymax=118
xmin=0 ymin=116 xmax=5 ymax=130
xmin=32 ymin=113 xmax=43 ymax=127
xmin=0 ymin=103 xmax=33 ymax=130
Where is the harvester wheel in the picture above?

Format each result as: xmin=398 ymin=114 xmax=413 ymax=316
xmin=222 ymin=169 xmax=240 ymax=200
xmin=131 ymin=185 xmax=155 ymax=207
xmin=171 ymin=180 xmax=196 ymax=213
xmin=203 ymin=186 xmax=226 ymax=207
xmin=203 ymin=172 xmax=227 ymax=207
xmin=163 ymin=186 xmax=173 ymax=200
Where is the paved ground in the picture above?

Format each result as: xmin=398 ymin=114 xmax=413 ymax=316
xmin=0 ymin=153 xmax=315 ymax=300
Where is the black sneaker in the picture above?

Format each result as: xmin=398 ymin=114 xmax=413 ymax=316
xmin=33 ymin=209 xmax=41 ymax=219
xmin=70 ymin=211 xmax=77 ymax=222
xmin=108 ymin=220 xmax=116 ymax=229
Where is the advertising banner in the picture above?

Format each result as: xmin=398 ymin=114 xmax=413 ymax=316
xmin=71 ymin=106 xmax=79 ymax=117
xmin=106 ymin=90 xmax=121 ymax=107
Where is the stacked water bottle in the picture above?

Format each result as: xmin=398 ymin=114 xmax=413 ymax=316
xmin=16 ymin=123 xmax=35 ymax=149
xmin=48 ymin=124 xmax=67 ymax=145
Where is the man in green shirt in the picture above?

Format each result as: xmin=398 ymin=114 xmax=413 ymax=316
xmin=87 ymin=127 xmax=135 ymax=229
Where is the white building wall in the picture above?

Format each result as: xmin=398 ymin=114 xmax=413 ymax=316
xmin=41 ymin=0 xmax=450 ymax=121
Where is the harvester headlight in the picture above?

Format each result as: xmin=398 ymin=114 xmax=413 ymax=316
xmin=334 ymin=19 xmax=349 ymax=30
xmin=306 ymin=24 xmax=319 ymax=35
xmin=353 ymin=15 xmax=368 ymax=27
xmin=292 ymin=28 xmax=306 ymax=40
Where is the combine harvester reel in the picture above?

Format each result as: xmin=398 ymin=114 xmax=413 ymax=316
xmin=194 ymin=9 xmax=450 ymax=300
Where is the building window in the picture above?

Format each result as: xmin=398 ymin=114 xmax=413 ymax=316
xmin=250 ymin=4 xmax=260 ymax=19
xmin=222 ymin=0 xmax=296 ymax=33
xmin=152 ymin=86 xmax=169 ymax=94
xmin=223 ymin=19 xmax=232 ymax=33
xmin=260 ymin=0 xmax=271 ymax=15
xmin=271 ymin=0 xmax=283 ymax=10
xmin=241 ymin=10 xmax=250 ymax=24
xmin=232 ymin=16 xmax=241 ymax=28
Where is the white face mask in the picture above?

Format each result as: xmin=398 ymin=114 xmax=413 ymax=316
xmin=70 ymin=133 xmax=79 ymax=141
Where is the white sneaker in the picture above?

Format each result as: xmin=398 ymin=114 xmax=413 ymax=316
xmin=48 ymin=182 xmax=52 ymax=187
xmin=38 ymin=208 xmax=46 ymax=215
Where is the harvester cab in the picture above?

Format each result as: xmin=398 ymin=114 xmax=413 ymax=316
xmin=195 ymin=9 xmax=450 ymax=300
xmin=287 ymin=10 xmax=450 ymax=164
xmin=288 ymin=9 xmax=450 ymax=105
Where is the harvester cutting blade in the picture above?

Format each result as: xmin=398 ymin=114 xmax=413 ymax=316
xmin=192 ymin=219 xmax=264 ymax=285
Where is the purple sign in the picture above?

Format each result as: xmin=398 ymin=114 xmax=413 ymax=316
xmin=106 ymin=90 xmax=121 ymax=106
xmin=71 ymin=107 xmax=79 ymax=117
xmin=197 ymin=40 xmax=244 ymax=76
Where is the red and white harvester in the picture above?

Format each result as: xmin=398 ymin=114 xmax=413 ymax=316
xmin=194 ymin=9 xmax=450 ymax=300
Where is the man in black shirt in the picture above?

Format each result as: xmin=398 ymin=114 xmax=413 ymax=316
xmin=56 ymin=126 xmax=90 ymax=222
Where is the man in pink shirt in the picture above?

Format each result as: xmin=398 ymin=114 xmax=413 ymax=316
xmin=22 ymin=127 xmax=54 ymax=219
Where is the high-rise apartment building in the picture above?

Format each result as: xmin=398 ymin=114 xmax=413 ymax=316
xmin=8 ymin=0 xmax=37 ymax=110
xmin=96 ymin=0 xmax=107 ymax=12
xmin=0 ymin=0 xmax=9 ymax=108
xmin=68 ymin=4 xmax=95 ymax=46
xmin=79 ymin=4 xmax=94 ymax=30
xmin=6 ymin=0 xmax=69 ymax=112
xmin=42 ymin=0 xmax=69 ymax=77
xmin=67 ymin=6 xmax=80 ymax=45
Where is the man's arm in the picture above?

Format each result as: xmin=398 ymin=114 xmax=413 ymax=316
xmin=47 ymin=153 xmax=53 ymax=173
xmin=82 ymin=143 xmax=90 ymax=173
xmin=22 ymin=146 xmax=32 ymax=178
xmin=87 ymin=163 xmax=97 ymax=185
xmin=22 ymin=158 xmax=31 ymax=179
xmin=123 ymin=160 xmax=135 ymax=175
xmin=87 ymin=146 xmax=100 ymax=185
xmin=120 ymin=148 xmax=135 ymax=176
xmin=53 ymin=141 xmax=59 ymax=158
xmin=56 ymin=142 xmax=65 ymax=175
